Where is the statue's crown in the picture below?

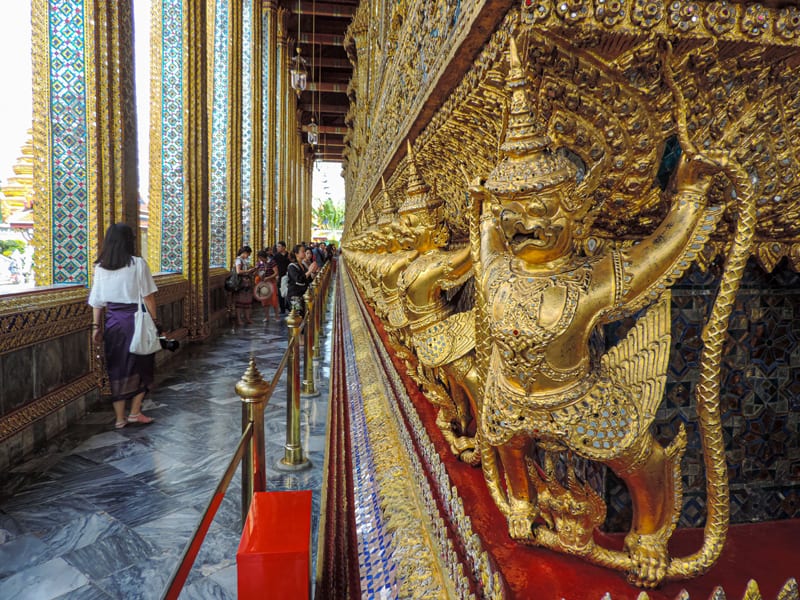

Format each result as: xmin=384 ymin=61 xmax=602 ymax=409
xmin=485 ymin=37 xmax=576 ymax=196
xmin=398 ymin=140 xmax=444 ymax=215
xmin=377 ymin=177 xmax=396 ymax=226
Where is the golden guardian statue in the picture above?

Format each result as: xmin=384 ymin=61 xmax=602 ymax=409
xmin=470 ymin=38 xmax=754 ymax=588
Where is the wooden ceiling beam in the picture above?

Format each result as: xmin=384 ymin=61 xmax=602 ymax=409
xmin=300 ymin=103 xmax=348 ymax=114
xmin=295 ymin=1 xmax=355 ymax=18
xmin=298 ymin=32 xmax=344 ymax=46
xmin=306 ymin=81 xmax=348 ymax=93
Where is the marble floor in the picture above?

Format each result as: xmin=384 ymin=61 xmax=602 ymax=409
xmin=0 ymin=300 xmax=333 ymax=600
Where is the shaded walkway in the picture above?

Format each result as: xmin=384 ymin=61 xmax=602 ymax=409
xmin=0 ymin=302 xmax=332 ymax=599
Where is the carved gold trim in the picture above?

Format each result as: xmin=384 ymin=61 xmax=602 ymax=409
xmin=148 ymin=0 xmax=164 ymax=272
xmin=341 ymin=273 xmax=457 ymax=598
xmin=32 ymin=0 xmax=52 ymax=287
xmin=0 ymin=374 xmax=97 ymax=442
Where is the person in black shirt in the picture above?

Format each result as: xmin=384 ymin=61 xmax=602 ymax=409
xmin=273 ymin=241 xmax=290 ymax=314
xmin=286 ymin=243 xmax=318 ymax=315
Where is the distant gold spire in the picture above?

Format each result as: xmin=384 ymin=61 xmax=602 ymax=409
xmin=1 ymin=131 xmax=34 ymax=222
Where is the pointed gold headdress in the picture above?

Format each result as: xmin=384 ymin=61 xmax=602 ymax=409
xmin=398 ymin=140 xmax=444 ymax=215
xmin=485 ymin=37 xmax=577 ymax=197
xmin=377 ymin=177 xmax=396 ymax=226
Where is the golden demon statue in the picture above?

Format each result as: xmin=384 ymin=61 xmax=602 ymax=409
xmin=469 ymin=38 xmax=755 ymax=588
xmin=394 ymin=142 xmax=481 ymax=464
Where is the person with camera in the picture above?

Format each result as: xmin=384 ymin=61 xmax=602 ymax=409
xmin=88 ymin=223 xmax=158 ymax=430
xmin=286 ymin=243 xmax=318 ymax=317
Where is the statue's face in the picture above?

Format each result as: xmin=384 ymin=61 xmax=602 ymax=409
xmin=398 ymin=213 xmax=435 ymax=251
xmin=498 ymin=189 xmax=575 ymax=264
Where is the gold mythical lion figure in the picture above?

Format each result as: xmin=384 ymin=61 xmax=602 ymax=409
xmin=470 ymin=38 xmax=734 ymax=588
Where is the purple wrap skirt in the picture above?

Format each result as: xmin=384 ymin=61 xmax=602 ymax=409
xmin=104 ymin=302 xmax=155 ymax=402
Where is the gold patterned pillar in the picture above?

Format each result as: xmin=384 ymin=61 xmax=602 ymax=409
xmin=263 ymin=0 xmax=278 ymax=247
xmin=182 ymin=0 xmax=210 ymax=339
xmin=276 ymin=13 xmax=289 ymax=245
xmin=288 ymin=107 xmax=297 ymax=243
xmin=226 ymin=0 xmax=244 ymax=260
xmin=249 ymin=0 xmax=264 ymax=248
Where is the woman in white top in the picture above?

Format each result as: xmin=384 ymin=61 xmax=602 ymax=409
xmin=88 ymin=223 xmax=158 ymax=429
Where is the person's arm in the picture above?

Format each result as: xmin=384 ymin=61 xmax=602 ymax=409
xmin=143 ymin=293 xmax=160 ymax=332
xmin=92 ymin=306 xmax=104 ymax=345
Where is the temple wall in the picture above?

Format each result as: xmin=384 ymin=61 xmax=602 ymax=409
xmin=342 ymin=0 xmax=800 ymax=545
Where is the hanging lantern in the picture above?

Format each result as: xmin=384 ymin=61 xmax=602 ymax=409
xmin=289 ymin=47 xmax=307 ymax=97
xmin=307 ymin=117 xmax=319 ymax=146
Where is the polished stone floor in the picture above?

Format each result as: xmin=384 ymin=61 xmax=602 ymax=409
xmin=0 ymin=301 xmax=332 ymax=600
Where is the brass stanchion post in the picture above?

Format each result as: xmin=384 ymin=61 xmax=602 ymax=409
xmin=236 ymin=357 xmax=270 ymax=520
xmin=312 ymin=277 xmax=322 ymax=356
xmin=278 ymin=308 xmax=311 ymax=471
xmin=301 ymin=287 xmax=318 ymax=397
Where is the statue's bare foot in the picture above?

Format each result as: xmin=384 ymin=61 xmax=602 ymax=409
xmin=507 ymin=498 xmax=537 ymax=540
xmin=624 ymin=531 xmax=669 ymax=588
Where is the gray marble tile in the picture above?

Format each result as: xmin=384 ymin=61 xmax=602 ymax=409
xmin=71 ymin=431 xmax=130 ymax=453
xmin=208 ymin=563 xmax=237 ymax=598
xmin=75 ymin=438 xmax=156 ymax=464
xmin=186 ymin=520 xmax=242 ymax=580
xmin=109 ymin=450 xmax=186 ymax=477
xmin=0 ymin=532 xmax=54 ymax=577
xmin=133 ymin=507 xmax=202 ymax=555
xmin=95 ymin=556 xmax=172 ymax=600
xmin=63 ymin=528 xmax=161 ymax=580
xmin=36 ymin=512 xmax=127 ymax=557
xmin=0 ymin=510 xmax=23 ymax=543
xmin=54 ymin=583 xmax=113 ymax=599
xmin=178 ymin=574 xmax=235 ymax=600
xmin=7 ymin=495 xmax=103 ymax=534
xmin=0 ymin=557 xmax=88 ymax=600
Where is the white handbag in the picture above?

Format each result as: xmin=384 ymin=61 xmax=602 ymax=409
xmin=129 ymin=259 xmax=161 ymax=355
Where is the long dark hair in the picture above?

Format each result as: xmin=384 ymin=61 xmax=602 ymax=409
xmin=96 ymin=223 xmax=136 ymax=270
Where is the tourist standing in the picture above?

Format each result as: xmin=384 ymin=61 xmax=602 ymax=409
xmin=88 ymin=223 xmax=157 ymax=430
xmin=273 ymin=241 xmax=290 ymax=314
xmin=234 ymin=246 xmax=256 ymax=325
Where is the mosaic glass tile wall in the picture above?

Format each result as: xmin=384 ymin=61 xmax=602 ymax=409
xmin=241 ymin=0 xmax=252 ymax=245
xmin=49 ymin=0 xmax=89 ymax=284
xmin=604 ymin=259 xmax=800 ymax=531
xmin=160 ymin=0 xmax=184 ymax=273
xmin=209 ymin=0 xmax=229 ymax=268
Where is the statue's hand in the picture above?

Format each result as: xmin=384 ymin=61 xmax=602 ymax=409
xmin=674 ymin=150 xmax=728 ymax=197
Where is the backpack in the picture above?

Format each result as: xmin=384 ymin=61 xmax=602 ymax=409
xmin=279 ymin=273 xmax=289 ymax=298
xmin=224 ymin=266 xmax=241 ymax=292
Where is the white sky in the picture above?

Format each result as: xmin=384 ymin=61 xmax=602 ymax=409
xmin=0 ymin=3 xmax=32 ymax=188
xmin=312 ymin=161 xmax=345 ymax=207
xmin=133 ymin=0 xmax=151 ymax=204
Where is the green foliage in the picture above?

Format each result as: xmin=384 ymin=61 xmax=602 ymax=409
xmin=0 ymin=240 xmax=26 ymax=257
xmin=312 ymin=197 xmax=345 ymax=230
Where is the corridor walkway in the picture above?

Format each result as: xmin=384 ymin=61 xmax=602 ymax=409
xmin=0 ymin=301 xmax=332 ymax=600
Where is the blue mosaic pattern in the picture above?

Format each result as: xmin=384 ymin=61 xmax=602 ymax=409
xmin=160 ymin=0 xmax=184 ymax=272
xmin=604 ymin=259 xmax=800 ymax=531
xmin=241 ymin=0 xmax=252 ymax=244
xmin=342 ymin=299 xmax=398 ymax=597
xmin=209 ymin=0 xmax=229 ymax=267
xmin=49 ymin=0 xmax=89 ymax=284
